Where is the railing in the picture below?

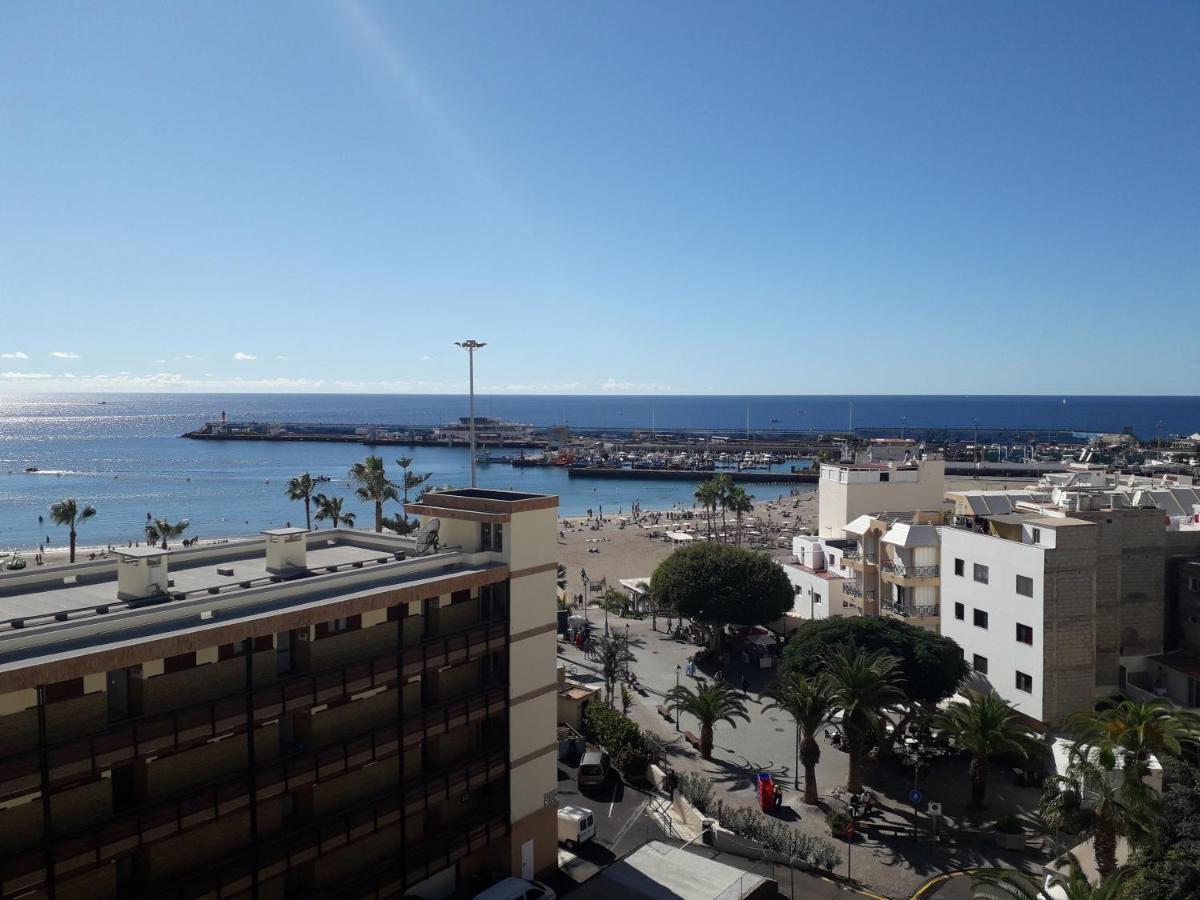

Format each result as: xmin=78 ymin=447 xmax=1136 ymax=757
xmin=0 ymin=616 xmax=507 ymax=803
xmin=841 ymin=583 xmax=875 ymax=601
xmin=882 ymin=600 xmax=940 ymax=619
xmin=880 ymin=562 xmax=940 ymax=578
xmin=1 ymin=695 xmax=509 ymax=893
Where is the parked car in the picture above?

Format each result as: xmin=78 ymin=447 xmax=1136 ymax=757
xmin=577 ymin=750 xmax=610 ymax=790
xmin=472 ymin=876 xmax=557 ymax=900
xmin=557 ymin=805 xmax=595 ymax=847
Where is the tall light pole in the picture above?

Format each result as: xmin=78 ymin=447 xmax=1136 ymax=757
xmin=455 ymin=340 xmax=486 ymax=487
xmin=675 ymin=665 xmax=681 ymax=732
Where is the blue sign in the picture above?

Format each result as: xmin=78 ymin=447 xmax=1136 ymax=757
xmin=908 ymin=788 xmax=924 ymax=804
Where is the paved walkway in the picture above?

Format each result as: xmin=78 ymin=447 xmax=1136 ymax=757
xmin=558 ymin=610 xmax=1051 ymax=899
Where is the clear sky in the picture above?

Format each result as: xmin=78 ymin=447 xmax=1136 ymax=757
xmin=1 ymin=2 xmax=1196 ymax=395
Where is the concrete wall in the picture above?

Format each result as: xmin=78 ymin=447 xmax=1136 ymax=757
xmin=818 ymin=459 xmax=945 ymax=538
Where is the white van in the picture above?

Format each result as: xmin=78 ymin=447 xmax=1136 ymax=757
xmin=471 ymin=876 xmax=557 ymax=900
xmin=556 ymin=805 xmax=595 ymax=847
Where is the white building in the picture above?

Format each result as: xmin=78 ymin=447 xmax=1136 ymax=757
xmin=817 ymin=456 xmax=945 ymax=539
xmin=778 ymin=536 xmax=854 ymax=631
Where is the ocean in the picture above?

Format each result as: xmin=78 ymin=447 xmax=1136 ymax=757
xmin=0 ymin=393 xmax=1196 ymax=551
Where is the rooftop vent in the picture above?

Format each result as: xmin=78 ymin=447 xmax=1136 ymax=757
xmin=115 ymin=547 xmax=170 ymax=601
xmin=262 ymin=528 xmax=308 ymax=574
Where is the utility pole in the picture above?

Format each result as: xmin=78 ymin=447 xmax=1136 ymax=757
xmin=455 ymin=340 xmax=486 ymax=487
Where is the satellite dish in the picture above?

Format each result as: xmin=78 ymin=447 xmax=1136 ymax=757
xmin=416 ymin=517 xmax=441 ymax=554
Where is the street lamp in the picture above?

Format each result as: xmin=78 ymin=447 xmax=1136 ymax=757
xmin=454 ymin=340 xmax=487 ymax=488
xmin=675 ymin=665 xmax=681 ymax=732
xmin=580 ymin=568 xmax=590 ymax=627
xmin=601 ymin=576 xmax=609 ymax=638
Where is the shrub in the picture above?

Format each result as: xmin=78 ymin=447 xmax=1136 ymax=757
xmin=585 ymin=701 xmax=641 ymax=756
xmin=825 ymin=810 xmax=852 ymax=837
xmin=678 ymin=771 xmax=716 ymax=814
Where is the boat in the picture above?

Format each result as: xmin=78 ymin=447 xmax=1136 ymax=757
xmin=24 ymin=467 xmax=38 ymax=473
xmin=4 ymin=554 xmax=26 ymax=571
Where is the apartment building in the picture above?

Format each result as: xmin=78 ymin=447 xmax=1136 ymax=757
xmin=0 ymin=488 xmax=560 ymax=900
xmin=842 ymin=513 xmax=942 ymax=629
xmin=779 ymin=536 xmax=853 ymax=630
xmin=816 ymin=454 xmax=944 ymax=539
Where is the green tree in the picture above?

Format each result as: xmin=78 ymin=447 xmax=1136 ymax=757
xmin=48 ymin=498 xmax=96 ymax=563
xmin=935 ymin=690 xmax=1043 ymax=810
xmin=1040 ymin=746 xmax=1162 ymax=878
xmin=650 ymin=542 xmax=793 ymax=628
xmin=664 ymin=681 xmax=750 ymax=760
xmin=145 ymin=517 xmax=189 ymax=550
xmin=380 ymin=513 xmax=419 ymax=536
xmin=971 ymin=854 xmax=1131 ymax=899
xmin=693 ymin=479 xmax=721 ymax=540
xmin=783 ymin=617 xmax=966 ymax=707
xmin=284 ymin=472 xmax=327 ymax=530
xmin=596 ymin=634 xmax=635 ymax=703
xmin=713 ymin=473 xmax=733 ymax=541
xmin=825 ymin=645 xmax=907 ymax=793
xmin=348 ymin=455 xmax=399 ymax=533
xmin=725 ymin=484 xmax=754 ymax=546
xmin=313 ymin=493 xmax=356 ymax=529
xmin=764 ymin=671 xmax=838 ymax=802
xmin=1066 ymin=697 xmax=1200 ymax=771
xmin=1121 ymin=757 xmax=1200 ymax=900
xmin=395 ymin=457 xmax=432 ymax=526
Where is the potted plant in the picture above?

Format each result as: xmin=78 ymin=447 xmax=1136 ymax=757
xmin=992 ymin=814 xmax=1026 ymax=850
xmin=825 ymin=810 xmax=854 ymax=839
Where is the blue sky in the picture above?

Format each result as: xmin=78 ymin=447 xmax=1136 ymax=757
xmin=1 ymin=2 xmax=1196 ymax=395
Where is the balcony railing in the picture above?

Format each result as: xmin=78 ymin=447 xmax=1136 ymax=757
xmin=882 ymin=600 xmax=940 ymax=619
xmin=2 ymin=693 xmax=509 ymax=894
xmin=841 ymin=583 xmax=875 ymax=601
xmin=879 ymin=562 xmax=940 ymax=578
xmin=0 ymin=617 xmax=507 ymax=803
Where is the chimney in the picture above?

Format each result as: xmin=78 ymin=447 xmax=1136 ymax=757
xmin=115 ymin=547 xmax=170 ymax=601
xmin=262 ymin=528 xmax=308 ymax=574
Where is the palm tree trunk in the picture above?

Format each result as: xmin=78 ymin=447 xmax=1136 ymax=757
xmin=374 ymin=499 xmax=382 ymax=533
xmin=846 ymin=736 xmax=863 ymax=793
xmin=700 ymin=723 xmax=714 ymax=760
xmin=69 ymin=527 xmax=77 ymax=563
xmin=304 ymin=497 xmax=311 ymax=530
xmin=1094 ymin=826 xmax=1117 ymax=878
xmin=800 ymin=733 xmax=822 ymax=804
xmin=161 ymin=536 xmax=168 ymax=550
xmin=969 ymin=755 xmax=987 ymax=809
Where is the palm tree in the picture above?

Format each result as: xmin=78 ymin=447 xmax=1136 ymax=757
xmin=48 ymin=499 xmax=96 ymax=563
xmin=1040 ymin=746 xmax=1162 ymax=878
xmin=693 ymin=479 xmax=721 ymax=540
xmin=972 ymin=853 xmax=1131 ymax=899
xmin=714 ymin=473 xmax=733 ymax=541
xmin=664 ymin=681 xmax=750 ymax=760
xmin=825 ymin=645 xmax=907 ymax=793
xmin=348 ymin=455 xmax=399 ymax=533
xmin=145 ymin=517 xmax=189 ymax=550
xmin=1066 ymin=697 xmax=1200 ymax=772
xmin=726 ymin=484 xmax=754 ymax=546
xmin=284 ymin=472 xmax=327 ymax=530
xmin=597 ymin=635 xmax=636 ymax=703
xmin=395 ymin=457 xmax=432 ymax=526
xmin=764 ymin=671 xmax=838 ymax=802
xmin=936 ymin=689 xmax=1043 ymax=810
xmin=313 ymin=494 xmax=356 ymax=529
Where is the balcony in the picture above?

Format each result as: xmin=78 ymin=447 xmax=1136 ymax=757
xmin=842 ymin=548 xmax=876 ymax=569
xmin=879 ymin=561 xmax=940 ymax=581
xmin=841 ymin=583 xmax=875 ymax=601
xmin=0 ymin=617 xmax=507 ymax=803
xmin=881 ymin=600 xmax=940 ymax=620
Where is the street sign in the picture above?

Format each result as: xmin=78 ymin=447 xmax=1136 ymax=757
xmin=928 ymin=801 xmax=942 ymax=815
xmin=908 ymin=788 xmax=924 ymax=804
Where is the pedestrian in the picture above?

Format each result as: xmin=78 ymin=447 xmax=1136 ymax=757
xmin=741 ymin=675 xmax=750 ymax=694
xmin=37 ymin=515 xmax=43 ymax=526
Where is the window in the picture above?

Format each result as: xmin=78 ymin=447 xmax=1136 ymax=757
xmin=164 ymin=652 xmax=197 ymax=674
xmin=973 ymin=654 xmax=989 ymax=674
xmin=973 ymin=564 xmax=989 ymax=584
xmin=814 ymin=592 xmax=822 ymax=605
xmin=1016 ymin=575 xmax=1033 ymax=597
xmin=973 ymin=608 xmax=989 ymax=629
xmin=481 ymin=522 xmax=504 ymax=551
xmin=1015 ymin=671 xmax=1033 ymax=693
xmin=879 ymin=472 xmax=889 ymax=482
xmin=1031 ymin=527 xmax=1041 ymax=544
xmin=1189 ymin=576 xmax=1200 ymax=593
xmin=954 ymin=602 xmax=965 ymax=621
xmin=954 ymin=558 xmax=964 ymax=577
xmin=1016 ymin=623 xmax=1034 ymax=645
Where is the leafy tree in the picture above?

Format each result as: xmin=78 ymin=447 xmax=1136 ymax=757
xmin=783 ymin=616 xmax=966 ymax=707
xmin=348 ymin=455 xmax=399 ymax=533
xmin=1121 ymin=757 xmax=1200 ymax=900
xmin=313 ymin=494 xmax=356 ymax=529
xmin=972 ymin=854 xmax=1131 ymax=899
xmin=48 ymin=498 xmax=96 ymax=563
xmin=145 ymin=517 xmax=189 ymax=550
xmin=380 ymin=513 xmax=418 ymax=536
xmin=764 ymin=671 xmax=837 ymax=802
xmin=395 ymin=457 xmax=432 ymax=526
xmin=825 ymin=645 xmax=907 ymax=793
xmin=664 ymin=681 xmax=750 ymax=760
xmin=650 ymin=542 xmax=793 ymax=628
xmin=935 ymin=689 xmax=1043 ymax=809
xmin=284 ymin=472 xmax=328 ymax=530
xmin=1040 ymin=746 xmax=1162 ymax=878
xmin=1066 ymin=697 xmax=1200 ymax=770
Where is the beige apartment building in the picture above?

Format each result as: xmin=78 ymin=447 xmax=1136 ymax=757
xmin=816 ymin=456 xmax=945 ymax=539
xmin=0 ymin=488 xmax=559 ymax=900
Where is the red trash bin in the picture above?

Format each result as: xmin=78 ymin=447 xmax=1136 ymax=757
xmin=756 ymin=773 xmax=774 ymax=813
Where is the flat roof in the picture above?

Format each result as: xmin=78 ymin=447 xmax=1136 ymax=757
xmin=572 ymin=841 xmax=769 ymax=900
